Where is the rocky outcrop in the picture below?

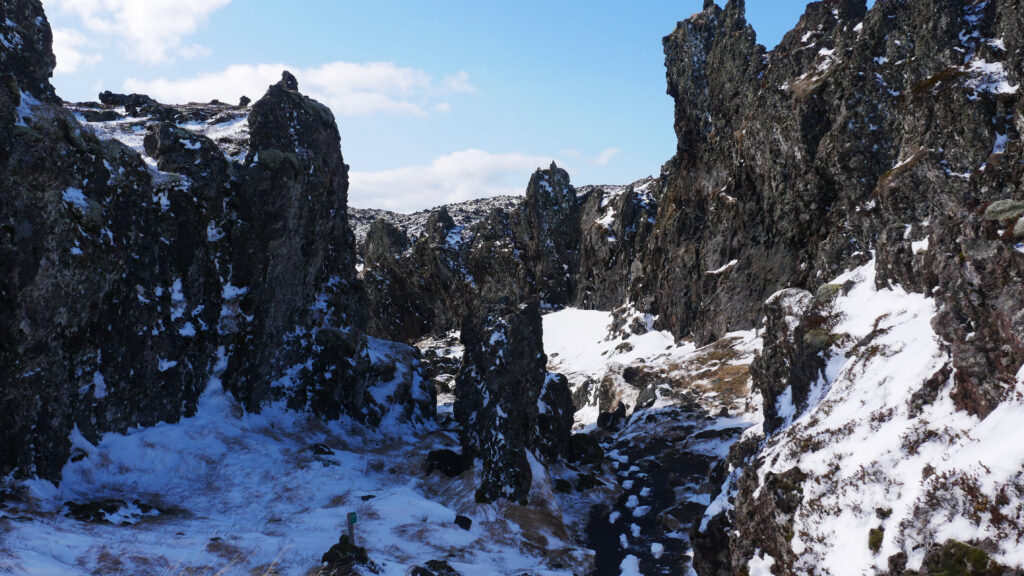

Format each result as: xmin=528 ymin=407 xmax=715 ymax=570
xmin=464 ymin=163 xmax=582 ymax=308
xmin=573 ymin=179 xmax=658 ymax=309
xmin=751 ymin=286 xmax=840 ymax=433
xmin=640 ymin=0 xmax=1023 ymax=382
xmin=663 ymin=0 xmax=1024 ymax=572
xmin=0 ymin=0 xmax=57 ymax=103
xmin=361 ymin=167 xmax=664 ymax=344
xmin=349 ymin=195 xmax=521 ymax=248
xmin=362 ymin=207 xmax=474 ymax=341
xmin=453 ymin=301 xmax=572 ymax=503
xmin=0 ymin=2 xmax=421 ymax=481
xmin=220 ymin=70 xmax=367 ymax=414
xmin=361 ymin=164 xmax=581 ymax=343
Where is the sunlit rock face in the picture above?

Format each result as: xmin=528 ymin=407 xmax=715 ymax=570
xmin=0 ymin=2 xmax=405 ymax=480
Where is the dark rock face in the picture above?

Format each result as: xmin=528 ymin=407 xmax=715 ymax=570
xmin=574 ymin=180 xmax=658 ymax=309
xmin=221 ymin=71 xmax=367 ymax=415
xmin=362 ymin=207 xmax=474 ymax=342
xmin=729 ymin=466 xmax=807 ymax=575
xmin=0 ymin=0 xmax=412 ymax=482
xmin=143 ymin=122 xmax=230 ymax=193
xmin=644 ymin=0 xmax=1023 ymax=391
xmin=508 ymin=164 xmax=581 ymax=306
xmin=1 ymin=13 xmax=218 ymax=477
xmin=359 ymin=165 xmax=666 ymax=346
xmin=453 ymin=301 xmax=572 ymax=503
xmin=363 ymin=164 xmax=596 ymax=343
xmin=363 ymin=218 xmax=409 ymax=265
xmin=676 ymin=0 xmax=1024 ymax=572
xmin=462 ymin=164 xmax=582 ymax=312
xmin=750 ymin=287 xmax=839 ymax=433
xmin=0 ymin=0 xmax=57 ymax=103
xmin=920 ymin=206 xmax=1024 ymax=417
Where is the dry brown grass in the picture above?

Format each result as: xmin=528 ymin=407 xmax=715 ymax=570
xmin=653 ymin=335 xmax=754 ymax=409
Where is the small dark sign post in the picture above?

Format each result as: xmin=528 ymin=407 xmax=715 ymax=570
xmin=347 ymin=511 xmax=357 ymax=545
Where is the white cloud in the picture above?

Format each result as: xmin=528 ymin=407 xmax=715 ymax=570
xmin=559 ymin=147 xmax=622 ymax=166
xmin=124 ymin=62 xmax=476 ymax=116
xmin=51 ymin=27 xmax=102 ymax=74
xmin=45 ymin=0 xmax=230 ymax=65
xmin=593 ymin=147 xmax=621 ymax=166
xmin=349 ymin=149 xmax=559 ymax=212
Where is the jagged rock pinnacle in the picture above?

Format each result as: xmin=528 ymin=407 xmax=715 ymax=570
xmin=280 ymin=70 xmax=299 ymax=91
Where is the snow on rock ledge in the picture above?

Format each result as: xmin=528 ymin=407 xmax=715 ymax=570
xmin=697 ymin=259 xmax=1024 ymax=575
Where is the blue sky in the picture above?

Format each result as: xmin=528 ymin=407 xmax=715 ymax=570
xmin=42 ymin=1 xmax=868 ymax=212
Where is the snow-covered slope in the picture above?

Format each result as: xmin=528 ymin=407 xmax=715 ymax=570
xmin=543 ymin=307 xmax=760 ymax=429
xmin=541 ymin=307 xmax=763 ymax=575
xmin=0 ymin=341 xmax=592 ymax=575
xmin=701 ymin=259 xmax=1024 ymax=575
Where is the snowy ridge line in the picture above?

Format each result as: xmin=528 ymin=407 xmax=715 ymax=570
xmin=350 ymin=196 xmax=522 ymax=244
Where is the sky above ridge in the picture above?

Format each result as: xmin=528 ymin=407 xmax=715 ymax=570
xmin=42 ymin=1 xmax=874 ymax=212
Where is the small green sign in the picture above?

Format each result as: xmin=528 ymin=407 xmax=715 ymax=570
xmin=347 ymin=512 xmax=357 ymax=525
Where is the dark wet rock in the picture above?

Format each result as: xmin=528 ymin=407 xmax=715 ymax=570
xmin=424 ymin=449 xmax=468 ymax=478
xmin=568 ymin=433 xmax=604 ymax=466
xmin=454 ymin=515 xmax=472 ymax=531
xmin=454 ymin=301 xmax=571 ymax=503
xmin=596 ymin=403 xmax=627 ymax=431
xmin=320 ymin=535 xmax=371 ymax=576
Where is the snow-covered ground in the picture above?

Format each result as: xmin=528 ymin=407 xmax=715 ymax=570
xmin=543 ymin=307 xmax=761 ymax=429
xmin=0 ymin=349 xmax=590 ymax=576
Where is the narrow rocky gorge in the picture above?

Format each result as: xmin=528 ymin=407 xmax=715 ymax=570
xmin=2 ymin=0 xmax=1023 ymax=574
